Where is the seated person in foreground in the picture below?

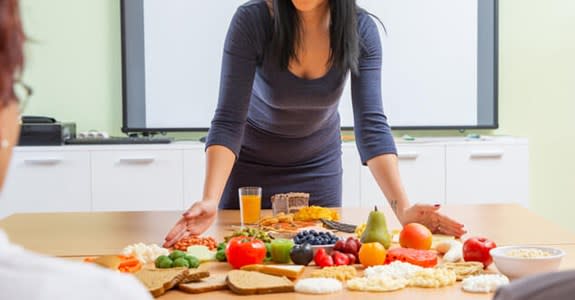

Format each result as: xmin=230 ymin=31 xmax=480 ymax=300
xmin=0 ymin=0 xmax=150 ymax=299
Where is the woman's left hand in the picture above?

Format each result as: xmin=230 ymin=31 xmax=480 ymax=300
xmin=399 ymin=204 xmax=466 ymax=238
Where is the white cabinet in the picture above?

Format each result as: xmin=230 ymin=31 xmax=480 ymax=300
xmin=396 ymin=145 xmax=446 ymax=205
xmin=183 ymin=148 xmax=207 ymax=208
xmin=0 ymin=137 xmax=529 ymax=216
xmin=360 ymin=144 xmax=446 ymax=209
xmin=446 ymin=142 xmax=529 ymax=206
xmin=1 ymin=150 xmax=91 ymax=216
xmin=91 ymin=150 xmax=184 ymax=211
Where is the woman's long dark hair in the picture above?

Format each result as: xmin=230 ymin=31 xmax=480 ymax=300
xmin=271 ymin=0 xmax=360 ymax=75
xmin=0 ymin=0 xmax=25 ymax=107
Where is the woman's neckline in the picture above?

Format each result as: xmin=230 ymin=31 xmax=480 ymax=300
xmin=286 ymin=65 xmax=335 ymax=82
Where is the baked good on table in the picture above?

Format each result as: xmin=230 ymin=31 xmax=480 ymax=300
xmin=240 ymin=264 xmax=304 ymax=280
xmin=134 ymin=267 xmax=209 ymax=297
xmin=178 ymin=274 xmax=228 ymax=294
xmin=437 ymin=261 xmax=484 ymax=281
xmin=271 ymin=192 xmax=309 ymax=215
xmin=226 ymin=270 xmax=294 ymax=295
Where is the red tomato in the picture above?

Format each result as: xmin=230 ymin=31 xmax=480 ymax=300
xmin=399 ymin=223 xmax=433 ymax=250
xmin=463 ymin=237 xmax=497 ymax=268
xmin=225 ymin=236 xmax=267 ymax=269
xmin=384 ymin=247 xmax=438 ymax=268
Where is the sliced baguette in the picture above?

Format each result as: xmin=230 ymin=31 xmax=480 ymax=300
xmin=226 ymin=270 xmax=294 ymax=295
xmin=134 ymin=267 xmax=189 ymax=298
xmin=178 ymin=274 xmax=228 ymax=294
xmin=240 ymin=264 xmax=304 ymax=280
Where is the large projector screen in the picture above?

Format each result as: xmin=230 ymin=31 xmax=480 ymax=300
xmin=121 ymin=0 xmax=498 ymax=132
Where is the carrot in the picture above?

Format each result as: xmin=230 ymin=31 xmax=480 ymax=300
xmin=118 ymin=256 xmax=142 ymax=273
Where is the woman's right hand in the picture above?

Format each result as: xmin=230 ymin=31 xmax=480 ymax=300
xmin=163 ymin=200 xmax=218 ymax=248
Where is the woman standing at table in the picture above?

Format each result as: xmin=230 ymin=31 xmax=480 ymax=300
xmin=0 ymin=0 xmax=151 ymax=299
xmin=165 ymin=0 xmax=466 ymax=247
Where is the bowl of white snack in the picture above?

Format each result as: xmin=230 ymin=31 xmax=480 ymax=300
xmin=490 ymin=246 xmax=565 ymax=278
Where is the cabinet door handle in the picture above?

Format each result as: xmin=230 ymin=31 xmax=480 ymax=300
xmin=398 ymin=151 xmax=419 ymax=160
xmin=469 ymin=150 xmax=504 ymax=159
xmin=118 ymin=157 xmax=156 ymax=164
xmin=23 ymin=158 xmax=64 ymax=165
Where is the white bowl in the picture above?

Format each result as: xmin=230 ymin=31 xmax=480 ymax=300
xmin=310 ymin=244 xmax=335 ymax=255
xmin=490 ymin=246 xmax=565 ymax=278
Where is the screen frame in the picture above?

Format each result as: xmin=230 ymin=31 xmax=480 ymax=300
xmin=120 ymin=0 xmax=499 ymax=134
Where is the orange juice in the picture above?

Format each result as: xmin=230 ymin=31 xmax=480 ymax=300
xmin=240 ymin=195 xmax=261 ymax=225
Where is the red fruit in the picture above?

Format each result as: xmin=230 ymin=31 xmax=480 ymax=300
xmin=314 ymin=248 xmax=334 ymax=268
xmin=317 ymin=255 xmax=334 ymax=267
xmin=225 ymin=236 xmax=267 ymax=269
xmin=332 ymin=251 xmax=350 ymax=266
xmin=399 ymin=223 xmax=433 ymax=250
xmin=334 ymin=240 xmax=346 ymax=252
xmin=463 ymin=237 xmax=497 ymax=268
xmin=345 ymin=253 xmax=357 ymax=264
xmin=344 ymin=237 xmax=360 ymax=255
xmin=384 ymin=248 xmax=437 ymax=268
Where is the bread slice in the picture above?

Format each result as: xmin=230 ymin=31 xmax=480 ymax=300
xmin=178 ymin=274 xmax=228 ymax=294
xmin=240 ymin=264 xmax=304 ymax=280
xmin=226 ymin=270 xmax=294 ymax=295
xmin=180 ymin=269 xmax=210 ymax=283
xmin=134 ymin=267 xmax=189 ymax=298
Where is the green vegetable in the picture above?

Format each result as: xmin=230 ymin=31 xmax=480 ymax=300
xmin=173 ymin=257 xmax=190 ymax=268
xmin=217 ymin=242 xmax=227 ymax=251
xmin=169 ymin=250 xmax=186 ymax=260
xmin=216 ymin=242 xmax=227 ymax=262
xmin=271 ymin=239 xmax=294 ymax=263
xmin=155 ymin=255 xmax=173 ymax=269
xmin=225 ymin=227 xmax=272 ymax=243
xmin=185 ymin=255 xmax=200 ymax=268
xmin=264 ymin=242 xmax=273 ymax=262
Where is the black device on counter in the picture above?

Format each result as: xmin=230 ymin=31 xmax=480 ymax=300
xmin=19 ymin=116 xmax=76 ymax=146
xmin=65 ymin=136 xmax=173 ymax=145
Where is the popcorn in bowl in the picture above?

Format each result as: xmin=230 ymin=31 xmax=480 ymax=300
xmin=490 ymin=246 xmax=565 ymax=278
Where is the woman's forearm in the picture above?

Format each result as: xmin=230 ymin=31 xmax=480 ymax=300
xmin=366 ymin=153 xmax=410 ymax=223
xmin=202 ymin=145 xmax=236 ymax=204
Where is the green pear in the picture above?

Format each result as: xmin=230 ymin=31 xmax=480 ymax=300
xmin=360 ymin=206 xmax=391 ymax=249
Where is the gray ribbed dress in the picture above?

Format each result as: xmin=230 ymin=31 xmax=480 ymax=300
xmin=206 ymin=0 xmax=396 ymax=209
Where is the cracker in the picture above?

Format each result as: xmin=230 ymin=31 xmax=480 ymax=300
xmin=437 ymin=261 xmax=484 ymax=281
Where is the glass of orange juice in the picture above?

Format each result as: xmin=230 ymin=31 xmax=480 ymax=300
xmin=238 ymin=186 xmax=262 ymax=226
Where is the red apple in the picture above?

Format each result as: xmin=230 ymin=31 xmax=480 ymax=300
xmin=463 ymin=237 xmax=497 ymax=268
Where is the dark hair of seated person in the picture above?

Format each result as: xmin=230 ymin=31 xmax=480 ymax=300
xmin=0 ymin=0 xmax=25 ymax=105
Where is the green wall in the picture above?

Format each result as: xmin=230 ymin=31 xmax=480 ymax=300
xmin=19 ymin=0 xmax=575 ymax=231
xmin=21 ymin=0 xmax=121 ymax=135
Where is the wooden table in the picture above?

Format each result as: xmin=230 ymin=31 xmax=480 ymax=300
xmin=1 ymin=204 xmax=575 ymax=299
